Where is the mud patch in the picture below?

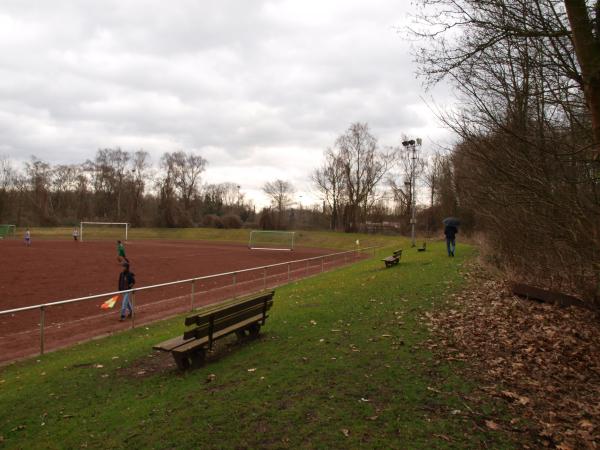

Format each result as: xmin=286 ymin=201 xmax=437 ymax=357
xmin=117 ymin=333 xmax=268 ymax=378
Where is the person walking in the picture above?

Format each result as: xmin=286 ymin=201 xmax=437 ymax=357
xmin=118 ymin=262 xmax=136 ymax=321
xmin=72 ymin=228 xmax=79 ymax=241
xmin=444 ymin=223 xmax=458 ymax=257
xmin=24 ymin=228 xmax=32 ymax=247
xmin=116 ymin=240 xmax=128 ymax=263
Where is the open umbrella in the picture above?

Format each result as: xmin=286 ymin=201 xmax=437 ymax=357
xmin=443 ymin=217 xmax=460 ymax=227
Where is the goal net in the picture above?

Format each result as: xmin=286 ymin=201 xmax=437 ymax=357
xmin=80 ymin=222 xmax=129 ymax=242
xmin=0 ymin=224 xmax=16 ymax=239
xmin=248 ymin=230 xmax=295 ymax=251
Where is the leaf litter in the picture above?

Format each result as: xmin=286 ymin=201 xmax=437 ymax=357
xmin=425 ymin=262 xmax=600 ymax=449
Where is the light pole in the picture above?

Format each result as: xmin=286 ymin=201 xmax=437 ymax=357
xmin=402 ymin=138 xmax=421 ymax=247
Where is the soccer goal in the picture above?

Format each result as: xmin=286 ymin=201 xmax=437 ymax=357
xmin=248 ymin=230 xmax=295 ymax=251
xmin=0 ymin=224 xmax=16 ymax=239
xmin=80 ymin=222 xmax=129 ymax=242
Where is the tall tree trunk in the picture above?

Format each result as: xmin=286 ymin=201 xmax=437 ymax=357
xmin=564 ymin=0 xmax=600 ymax=159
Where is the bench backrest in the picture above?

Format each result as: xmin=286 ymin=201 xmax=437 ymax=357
xmin=183 ymin=291 xmax=275 ymax=341
xmin=393 ymin=250 xmax=403 ymax=257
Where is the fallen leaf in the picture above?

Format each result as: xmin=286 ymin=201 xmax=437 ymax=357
xmin=341 ymin=428 xmax=350 ymax=437
xmin=556 ymin=443 xmax=574 ymax=450
xmin=434 ymin=434 xmax=451 ymax=442
xmin=485 ymin=420 xmax=500 ymax=430
xmin=247 ymin=368 xmax=256 ymax=372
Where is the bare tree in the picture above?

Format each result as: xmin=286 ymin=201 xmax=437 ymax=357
xmin=25 ymin=156 xmax=54 ymax=224
xmin=127 ymin=150 xmax=151 ymax=226
xmin=263 ymin=179 xmax=295 ymax=229
xmin=159 ymin=150 xmax=207 ymax=225
xmin=312 ymin=148 xmax=346 ymax=230
xmin=0 ymin=156 xmax=15 ymax=221
xmin=413 ymin=0 xmax=600 ymax=304
xmin=335 ymin=123 xmax=394 ymax=232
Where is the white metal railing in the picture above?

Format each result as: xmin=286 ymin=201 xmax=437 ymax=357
xmin=0 ymin=246 xmax=378 ymax=358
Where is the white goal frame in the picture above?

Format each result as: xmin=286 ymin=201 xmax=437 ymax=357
xmin=0 ymin=224 xmax=16 ymax=239
xmin=80 ymin=222 xmax=129 ymax=242
xmin=248 ymin=230 xmax=295 ymax=251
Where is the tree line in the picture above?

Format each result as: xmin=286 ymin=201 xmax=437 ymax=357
xmin=0 ymin=122 xmax=459 ymax=235
xmin=0 ymin=149 xmax=254 ymax=229
xmin=412 ymin=0 xmax=600 ymax=306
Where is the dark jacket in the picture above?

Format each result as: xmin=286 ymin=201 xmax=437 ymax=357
xmin=444 ymin=225 xmax=458 ymax=239
xmin=118 ymin=270 xmax=136 ymax=291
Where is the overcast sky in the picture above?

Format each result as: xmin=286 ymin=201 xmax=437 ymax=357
xmin=0 ymin=0 xmax=454 ymax=207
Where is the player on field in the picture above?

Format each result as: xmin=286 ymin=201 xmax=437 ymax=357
xmin=24 ymin=228 xmax=31 ymax=247
xmin=118 ymin=262 xmax=136 ymax=321
xmin=72 ymin=228 xmax=79 ymax=241
xmin=116 ymin=240 xmax=128 ymax=263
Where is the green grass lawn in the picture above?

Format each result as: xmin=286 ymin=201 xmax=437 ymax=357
xmin=25 ymin=226 xmax=413 ymax=250
xmin=0 ymin=241 xmax=516 ymax=449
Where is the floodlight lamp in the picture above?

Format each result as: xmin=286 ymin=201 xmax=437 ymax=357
xmin=416 ymin=138 xmax=422 ymax=146
xmin=402 ymin=141 xmax=409 ymax=147
xmin=408 ymin=140 xmax=415 ymax=145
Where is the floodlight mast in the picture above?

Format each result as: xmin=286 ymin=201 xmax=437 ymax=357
xmin=402 ymin=138 xmax=421 ymax=247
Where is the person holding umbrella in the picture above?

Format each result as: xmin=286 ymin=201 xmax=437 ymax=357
xmin=443 ymin=217 xmax=460 ymax=257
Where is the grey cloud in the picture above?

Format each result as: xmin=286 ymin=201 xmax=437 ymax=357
xmin=0 ymin=1 xmax=455 ymax=202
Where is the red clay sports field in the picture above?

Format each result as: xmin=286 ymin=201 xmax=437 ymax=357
xmin=0 ymin=238 xmax=366 ymax=364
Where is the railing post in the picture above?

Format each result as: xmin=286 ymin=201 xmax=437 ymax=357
xmin=321 ymin=256 xmax=324 ymax=273
xmin=263 ymin=268 xmax=267 ymax=290
xmin=288 ymin=263 xmax=291 ymax=282
xmin=131 ymin=291 xmax=135 ymax=329
xmin=40 ymin=306 xmax=45 ymax=356
xmin=306 ymin=260 xmax=309 ymax=276
xmin=233 ymin=272 xmax=237 ymax=298
xmin=191 ymin=279 xmax=196 ymax=311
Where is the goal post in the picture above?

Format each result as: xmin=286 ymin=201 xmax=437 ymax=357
xmin=248 ymin=230 xmax=295 ymax=251
xmin=0 ymin=224 xmax=16 ymax=239
xmin=80 ymin=222 xmax=129 ymax=242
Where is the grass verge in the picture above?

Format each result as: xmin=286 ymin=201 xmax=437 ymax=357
xmin=0 ymin=242 xmax=516 ymax=449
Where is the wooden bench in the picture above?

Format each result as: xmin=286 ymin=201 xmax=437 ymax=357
xmin=417 ymin=242 xmax=427 ymax=252
xmin=153 ymin=290 xmax=275 ymax=370
xmin=382 ymin=249 xmax=402 ymax=268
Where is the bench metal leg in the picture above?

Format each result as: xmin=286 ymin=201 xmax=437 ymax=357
xmin=172 ymin=352 xmax=190 ymax=370
xmin=248 ymin=323 xmax=261 ymax=338
xmin=235 ymin=329 xmax=247 ymax=339
xmin=190 ymin=348 xmax=206 ymax=369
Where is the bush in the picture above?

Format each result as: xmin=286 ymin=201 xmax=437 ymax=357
xmin=221 ymin=214 xmax=242 ymax=229
xmin=202 ymin=214 xmax=223 ymax=228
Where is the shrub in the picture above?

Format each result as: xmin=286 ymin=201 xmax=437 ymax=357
xmin=221 ymin=214 xmax=242 ymax=229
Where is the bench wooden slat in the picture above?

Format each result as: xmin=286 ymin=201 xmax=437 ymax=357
xmin=154 ymin=290 xmax=276 ymax=370
xmin=184 ymin=303 xmax=272 ymax=340
xmin=179 ymin=291 xmax=271 ymax=322
xmin=153 ymin=335 xmax=195 ymax=352
xmin=174 ymin=314 xmax=268 ymax=355
xmin=381 ymin=249 xmax=402 ymax=267
xmin=185 ymin=292 xmax=274 ymax=327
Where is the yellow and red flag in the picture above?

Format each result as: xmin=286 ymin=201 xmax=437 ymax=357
xmin=101 ymin=295 xmax=120 ymax=310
